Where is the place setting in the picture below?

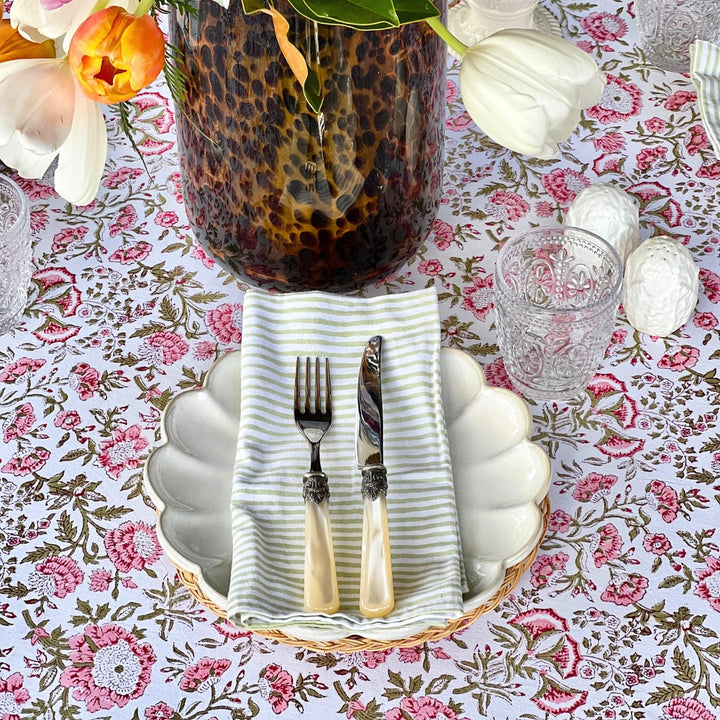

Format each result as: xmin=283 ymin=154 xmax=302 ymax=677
xmin=2 ymin=0 xmax=719 ymax=714
xmin=144 ymin=287 xmax=552 ymax=651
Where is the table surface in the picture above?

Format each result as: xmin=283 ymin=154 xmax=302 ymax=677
xmin=3 ymin=0 xmax=720 ymax=717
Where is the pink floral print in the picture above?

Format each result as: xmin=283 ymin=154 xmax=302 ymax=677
xmin=486 ymin=191 xmax=529 ymax=222
xmin=542 ymin=168 xmax=589 ymax=204
xmin=432 ymin=219 xmax=454 ymax=250
xmin=206 ymin=303 xmax=243 ymax=344
xmin=60 ymin=623 xmax=155 ymax=712
xmin=531 ymin=552 xmax=569 ymax=588
xmin=179 ymin=658 xmax=231 ymax=692
xmin=587 ymin=75 xmax=642 ymax=123
xmin=105 ymin=521 xmax=162 ymax=573
xmin=51 ymin=226 xmax=89 ymax=253
xmin=0 ymin=673 xmax=30 ymax=719
xmin=0 ymin=358 xmax=45 ymax=383
xmin=658 ymin=346 xmax=700 ymax=371
xmin=700 ymin=268 xmax=720 ymax=302
xmin=573 ymin=473 xmax=618 ymax=502
xmin=97 ymin=425 xmax=150 ymax=479
xmin=548 ymin=510 xmax=572 ymax=533
xmin=54 ymin=410 xmax=81 ymax=430
xmin=461 ymin=274 xmax=494 ymax=320
xmin=71 ymin=363 xmax=100 ymax=400
xmin=593 ymin=524 xmax=623 ymax=567
xmin=259 ymin=663 xmax=295 ymax=714
xmin=643 ymin=534 xmax=671 ymax=555
xmin=143 ymin=331 xmax=189 ymax=364
xmin=647 ymin=480 xmax=680 ymax=522
xmin=582 ymin=12 xmax=627 ymax=42
xmin=109 ymin=241 xmax=153 ymax=264
xmin=663 ymin=697 xmax=717 ymax=720
xmin=695 ymin=556 xmax=720 ymax=612
xmin=385 ymin=696 xmax=466 ymax=719
xmin=1 ymin=447 xmax=50 ymax=476
xmin=28 ymin=556 xmax=83 ymax=598
xmin=144 ymin=701 xmax=175 ymax=720
xmin=600 ymin=573 xmax=649 ymax=606
xmin=102 ymin=166 xmax=143 ymax=188
xmin=3 ymin=403 xmax=35 ymax=442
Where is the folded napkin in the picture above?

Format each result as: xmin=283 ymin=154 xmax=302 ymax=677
xmin=691 ymin=40 xmax=720 ymax=157
xmin=227 ymin=288 xmax=465 ymax=633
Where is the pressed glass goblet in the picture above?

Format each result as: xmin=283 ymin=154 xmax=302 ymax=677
xmin=494 ymin=226 xmax=623 ymax=402
xmin=0 ymin=175 xmax=32 ymax=334
xmin=635 ymin=0 xmax=720 ymax=73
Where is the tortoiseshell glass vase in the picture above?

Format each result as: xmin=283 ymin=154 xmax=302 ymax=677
xmin=171 ymin=0 xmax=446 ymax=292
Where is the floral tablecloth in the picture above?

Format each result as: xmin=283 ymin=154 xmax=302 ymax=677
xmin=2 ymin=0 xmax=720 ymax=718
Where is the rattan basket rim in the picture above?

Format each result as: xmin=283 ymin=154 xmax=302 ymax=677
xmin=173 ymin=495 xmax=550 ymax=653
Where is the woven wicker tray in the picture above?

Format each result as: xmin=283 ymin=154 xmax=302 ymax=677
xmin=174 ymin=495 xmax=550 ymax=653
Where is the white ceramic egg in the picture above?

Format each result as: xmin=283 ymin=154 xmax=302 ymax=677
xmin=622 ymin=235 xmax=699 ymax=337
xmin=566 ymin=184 xmax=639 ymax=264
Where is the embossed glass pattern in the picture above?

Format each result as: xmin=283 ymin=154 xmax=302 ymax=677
xmin=636 ymin=0 xmax=720 ymax=73
xmin=494 ymin=227 xmax=622 ymax=402
xmin=0 ymin=175 xmax=31 ymax=334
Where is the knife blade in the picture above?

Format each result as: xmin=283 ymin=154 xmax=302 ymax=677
xmin=356 ymin=335 xmax=395 ymax=618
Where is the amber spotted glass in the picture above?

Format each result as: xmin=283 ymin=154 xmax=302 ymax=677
xmin=171 ymin=0 xmax=446 ymax=291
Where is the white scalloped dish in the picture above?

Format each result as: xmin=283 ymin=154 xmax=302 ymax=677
xmin=144 ymin=348 xmax=550 ymax=642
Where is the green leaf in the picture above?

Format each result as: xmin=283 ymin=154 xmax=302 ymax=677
xmin=425 ymin=674 xmax=454 ymax=695
xmin=240 ymin=0 xmax=265 ymax=13
xmin=286 ymin=0 xmax=400 ymax=28
xmin=393 ymin=0 xmax=439 ymax=24
xmin=303 ymin=69 xmax=323 ymax=113
xmin=646 ymin=683 xmax=687 ymax=705
xmin=112 ymin=603 xmax=142 ymax=622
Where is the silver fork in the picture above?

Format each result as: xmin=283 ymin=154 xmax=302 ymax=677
xmin=294 ymin=357 xmax=340 ymax=614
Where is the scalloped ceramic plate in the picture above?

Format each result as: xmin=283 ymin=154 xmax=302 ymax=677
xmin=143 ymin=348 xmax=550 ymax=641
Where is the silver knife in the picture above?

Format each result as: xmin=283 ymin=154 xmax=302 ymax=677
xmin=356 ymin=336 xmax=395 ymax=618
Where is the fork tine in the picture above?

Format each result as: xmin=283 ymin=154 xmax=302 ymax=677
xmin=314 ymin=357 xmax=321 ymax=412
xmin=305 ymin=357 xmax=311 ymax=412
xmin=294 ymin=357 xmax=301 ymax=411
xmin=325 ymin=358 xmax=331 ymax=413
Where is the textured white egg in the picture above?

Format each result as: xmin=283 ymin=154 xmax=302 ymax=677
xmin=566 ymin=184 xmax=639 ymax=264
xmin=623 ymin=236 xmax=699 ymax=336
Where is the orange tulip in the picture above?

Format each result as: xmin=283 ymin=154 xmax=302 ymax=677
xmin=0 ymin=19 xmax=55 ymax=62
xmin=68 ymin=6 xmax=164 ymax=104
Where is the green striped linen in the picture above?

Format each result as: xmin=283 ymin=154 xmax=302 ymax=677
xmin=227 ymin=288 xmax=465 ymax=632
xmin=691 ymin=40 xmax=720 ymax=157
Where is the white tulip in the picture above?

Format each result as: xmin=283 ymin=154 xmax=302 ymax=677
xmin=10 ymin=0 xmax=139 ymax=46
xmin=0 ymin=57 xmax=107 ymax=205
xmin=458 ymin=28 xmax=606 ymax=159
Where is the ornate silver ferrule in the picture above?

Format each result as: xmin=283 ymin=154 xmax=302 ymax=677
xmin=361 ymin=464 xmax=388 ymax=501
xmin=303 ymin=471 xmax=330 ymax=504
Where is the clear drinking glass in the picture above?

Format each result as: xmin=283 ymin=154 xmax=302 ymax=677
xmin=0 ymin=175 xmax=32 ymax=334
xmin=494 ymin=226 xmax=623 ymax=402
xmin=635 ymin=0 xmax=720 ymax=73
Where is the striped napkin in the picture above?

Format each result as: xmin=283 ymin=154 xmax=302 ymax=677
xmin=691 ymin=40 xmax=720 ymax=157
xmin=227 ymin=288 xmax=465 ymax=633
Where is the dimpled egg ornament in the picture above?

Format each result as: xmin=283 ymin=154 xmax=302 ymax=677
xmin=623 ymin=236 xmax=699 ymax=336
xmin=566 ymin=183 xmax=639 ymax=264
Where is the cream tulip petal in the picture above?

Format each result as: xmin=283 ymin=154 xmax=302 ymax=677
xmin=0 ymin=134 xmax=55 ymax=179
xmin=461 ymin=70 xmax=553 ymax=157
xmin=11 ymin=0 xmax=97 ymax=41
xmin=460 ymin=30 xmax=604 ymax=158
xmin=0 ymin=58 xmax=74 ymax=155
xmin=54 ymin=86 xmax=107 ymax=206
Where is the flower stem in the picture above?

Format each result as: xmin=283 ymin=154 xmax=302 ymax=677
xmin=134 ymin=0 xmax=155 ymax=16
xmin=426 ymin=16 xmax=468 ymax=58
